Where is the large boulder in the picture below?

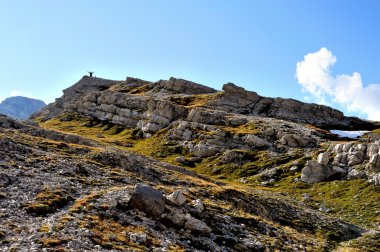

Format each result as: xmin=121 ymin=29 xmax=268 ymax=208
xmin=301 ymin=160 xmax=346 ymax=184
xmin=301 ymin=161 xmax=326 ymax=183
xmin=280 ymin=134 xmax=309 ymax=147
xmin=128 ymin=184 xmax=165 ymax=218
xmin=243 ymin=134 xmax=271 ymax=148
xmin=189 ymin=142 xmax=219 ymax=158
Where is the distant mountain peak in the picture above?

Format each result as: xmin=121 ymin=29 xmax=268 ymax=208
xmin=0 ymin=96 xmax=46 ymax=120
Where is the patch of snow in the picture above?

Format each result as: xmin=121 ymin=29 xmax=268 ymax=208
xmin=330 ymin=130 xmax=369 ymax=139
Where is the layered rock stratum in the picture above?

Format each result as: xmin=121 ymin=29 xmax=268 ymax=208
xmin=1 ymin=76 xmax=379 ymax=251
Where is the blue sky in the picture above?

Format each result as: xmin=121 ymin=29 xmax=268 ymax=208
xmin=0 ymin=1 xmax=379 ymax=120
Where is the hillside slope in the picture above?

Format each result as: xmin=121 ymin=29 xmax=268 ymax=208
xmin=1 ymin=76 xmax=379 ymax=251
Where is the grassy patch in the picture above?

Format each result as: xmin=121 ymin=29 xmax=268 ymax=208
xmin=221 ymin=122 xmax=260 ymax=136
xmin=337 ymin=232 xmax=380 ymax=252
xmin=371 ymin=128 xmax=380 ymax=133
xmin=24 ymin=187 xmax=72 ymax=216
xmin=40 ymin=113 xmax=136 ymax=147
xmin=169 ymin=93 xmax=222 ymax=107
xmin=269 ymin=178 xmax=380 ymax=229
xmin=69 ymin=191 xmax=102 ymax=213
xmin=37 ymin=237 xmax=68 ymax=247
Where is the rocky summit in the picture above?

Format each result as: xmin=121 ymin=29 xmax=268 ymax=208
xmin=1 ymin=76 xmax=380 ymax=251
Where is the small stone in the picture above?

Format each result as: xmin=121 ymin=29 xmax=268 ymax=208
xmin=319 ymin=205 xmax=331 ymax=213
xmin=167 ymin=190 xmax=187 ymax=206
xmin=192 ymin=199 xmax=204 ymax=212
xmin=303 ymin=193 xmax=311 ymax=202
xmin=175 ymin=156 xmax=186 ymax=163
xmin=184 ymin=214 xmax=211 ymax=233
xmin=130 ymin=233 xmax=147 ymax=244
xmin=290 ymin=166 xmax=299 ymax=171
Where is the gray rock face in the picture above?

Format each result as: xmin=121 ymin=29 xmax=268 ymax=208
xmin=128 ymin=183 xmax=165 ymax=218
xmin=347 ymin=169 xmax=366 ymax=180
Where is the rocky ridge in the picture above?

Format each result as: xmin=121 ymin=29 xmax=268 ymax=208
xmin=34 ymin=76 xmax=378 ymax=131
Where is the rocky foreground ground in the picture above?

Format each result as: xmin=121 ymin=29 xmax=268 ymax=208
xmin=1 ymin=76 xmax=380 ymax=251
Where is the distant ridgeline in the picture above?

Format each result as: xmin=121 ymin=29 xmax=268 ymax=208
xmin=0 ymin=96 xmax=46 ymax=120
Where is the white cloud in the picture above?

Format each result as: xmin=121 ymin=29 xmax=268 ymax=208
xmin=10 ymin=90 xmax=30 ymax=97
xmin=296 ymin=47 xmax=380 ymax=121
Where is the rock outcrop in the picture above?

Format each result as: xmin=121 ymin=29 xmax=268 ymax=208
xmin=301 ymin=141 xmax=380 ymax=185
xmin=206 ymin=83 xmax=377 ymax=130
